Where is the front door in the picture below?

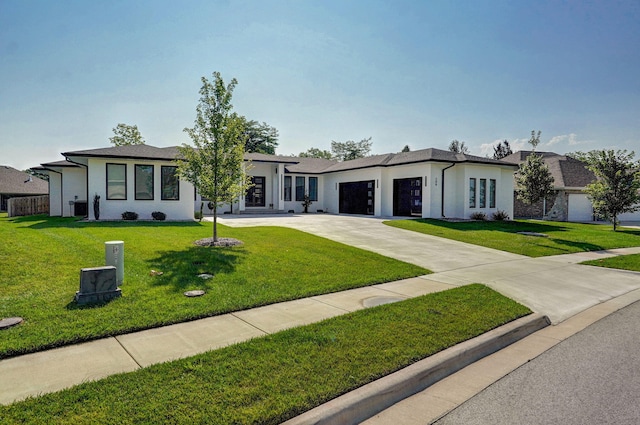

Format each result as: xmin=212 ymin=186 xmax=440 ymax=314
xmin=245 ymin=176 xmax=265 ymax=207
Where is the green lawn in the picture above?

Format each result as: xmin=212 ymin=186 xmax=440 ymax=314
xmin=385 ymin=219 xmax=640 ymax=257
xmin=581 ymin=253 xmax=640 ymax=272
xmin=0 ymin=214 xmax=428 ymax=358
xmin=0 ymin=285 xmax=531 ymax=424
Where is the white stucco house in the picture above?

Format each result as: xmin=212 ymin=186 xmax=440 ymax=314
xmin=39 ymin=144 xmax=518 ymax=221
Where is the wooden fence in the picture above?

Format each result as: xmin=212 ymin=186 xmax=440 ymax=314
xmin=7 ymin=195 xmax=49 ymax=217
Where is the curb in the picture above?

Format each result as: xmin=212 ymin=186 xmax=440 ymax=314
xmin=282 ymin=313 xmax=550 ymax=425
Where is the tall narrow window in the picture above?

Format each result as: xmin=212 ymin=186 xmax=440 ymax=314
xmin=308 ymin=177 xmax=318 ymax=201
xmin=245 ymin=176 xmax=265 ymax=207
xmin=479 ymin=178 xmax=486 ymax=208
xmin=106 ymin=163 xmax=127 ymax=200
xmin=489 ymin=179 xmax=496 ymax=208
xmin=135 ymin=165 xmax=154 ymax=200
xmin=284 ymin=176 xmax=292 ymax=201
xmin=295 ymin=176 xmax=305 ymax=201
xmin=469 ymin=178 xmax=476 ymax=208
xmin=161 ymin=166 xmax=179 ymax=200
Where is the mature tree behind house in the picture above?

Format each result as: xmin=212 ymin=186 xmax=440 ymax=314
xmin=177 ymin=72 xmax=251 ymax=244
xmin=109 ymin=123 xmax=145 ymax=146
xmin=578 ymin=149 xmax=640 ymax=231
xmin=241 ymin=118 xmax=279 ymax=154
xmin=493 ymin=140 xmax=513 ymax=159
xmin=515 ymin=130 xmax=555 ymax=205
xmin=299 ymin=147 xmax=333 ymax=159
xmin=448 ymin=140 xmax=469 ymax=154
xmin=331 ymin=137 xmax=372 ymax=161
xmin=401 ymin=145 xmax=411 ymax=152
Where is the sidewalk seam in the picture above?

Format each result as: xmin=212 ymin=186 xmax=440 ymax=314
xmin=113 ymin=336 xmax=143 ymax=369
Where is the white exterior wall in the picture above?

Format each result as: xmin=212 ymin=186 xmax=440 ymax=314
xmin=283 ymin=174 xmax=326 ymax=213
xmin=63 ymin=167 xmax=88 ymax=217
xmin=86 ymin=158 xmax=194 ymax=221
xmin=619 ymin=209 xmax=640 ymax=221
xmin=324 ymin=168 xmax=383 ymax=216
xmin=380 ymin=163 xmax=432 ymax=217
xmin=459 ymin=164 xmax=514 ymax=219
xmin=47 ymin=172 xmax=63 ymax=216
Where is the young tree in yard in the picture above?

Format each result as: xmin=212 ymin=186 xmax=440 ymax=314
xmin=299 ymin=147 xmax=333 ymax=159
xmin=177 ymin=72 xmax=252 ymax=244
xmin=580 ymin=150 xmax=640 ymax=231
xmin=331 ymin=137 xmax=372 ymax=161
xmin=515 ymin=131 xmax=555 ymax=205
xmin=448 ymin=140 xmax=469 ymax=154
xmin=493 ymin=140 xmax=513 ymax=159
xmin=109 ymin=123 xmax=145 ymax=146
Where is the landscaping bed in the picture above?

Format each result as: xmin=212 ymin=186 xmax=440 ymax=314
xmin=0 ymin=285 xmax=531 ymax=424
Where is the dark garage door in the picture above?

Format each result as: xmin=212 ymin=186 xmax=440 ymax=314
xmin=339 ymin=180 xmax=375 ymax=215
xmin=393 ymin=177 xmax=422 ymax=216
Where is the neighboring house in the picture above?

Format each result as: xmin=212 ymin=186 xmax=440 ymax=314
xmin=40 ymin=144 xmax=518 ymax=220
xmin=0 ymin=165 xmax=48 ymax=212
xmin=502 ymin=151 xmax=640 ymax=222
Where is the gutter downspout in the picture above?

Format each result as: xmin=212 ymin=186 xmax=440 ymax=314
xmin=64 ymin=157 xmax=89 ymax=219
xmin=441 ymin=163 xmax=456 ymax=218
xmin=44 ymin=167 xmax=63 ymax=217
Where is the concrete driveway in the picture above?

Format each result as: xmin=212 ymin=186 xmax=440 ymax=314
xmin=216 ymin=214 xmax=640 ymax=323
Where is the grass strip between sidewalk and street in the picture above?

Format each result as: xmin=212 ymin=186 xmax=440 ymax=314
xmin=581 ymin=253 xmax=640 ymax=272
xmin=384 ymin=219 xmax=640 ymax=257
xmin=0 ymin=214 xmax=428 ymax=358
xmin=0 ymin=284 xmax=531 ymax=424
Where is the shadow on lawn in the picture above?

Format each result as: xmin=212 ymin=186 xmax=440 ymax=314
xmin=9 ymin=214 xmax=202 ymax=230
xmin=414 ymin=218 xmax=571 ymax=234
xmin=146 ymin=245 xmax=247 ymax=292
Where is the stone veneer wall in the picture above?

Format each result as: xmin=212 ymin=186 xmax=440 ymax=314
xmin=513 ymin=191 xmax=558 ymax=219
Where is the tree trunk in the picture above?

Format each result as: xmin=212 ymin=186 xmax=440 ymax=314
xmin=213 ymin=205 xmax=218 ymax=242
xmin=613 ymin=214 xmax=618 ymax=231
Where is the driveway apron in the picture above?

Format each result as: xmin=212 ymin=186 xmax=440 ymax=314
xmin=217 ymin=214 xmax=640 ymax=324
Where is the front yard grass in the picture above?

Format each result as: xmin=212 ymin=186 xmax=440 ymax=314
xmin=385 ymin=219 xmax=640 ymax=257
xmin=0 ymin=214 xmax=428 ymax=358
xmin=581 ymin=254 xmax=640 ymax=272
xmin=0 ymin=284 xmax=531 ymax=424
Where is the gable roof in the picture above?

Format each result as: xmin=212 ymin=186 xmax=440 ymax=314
xmin=0 ymin=165 xmax=48 ymax=195
xmin=502 ymin=151 xmax=596 ymax=188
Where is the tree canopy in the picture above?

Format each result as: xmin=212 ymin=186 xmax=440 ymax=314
xmin=515 ymin=131 xmax=555 ymax=205
xmin=298 ymin=147 xmax=333 ymax=159
xmin=330 ymin=137 xmax=372 ymax=161
xmin=401 ymin=145 xmax=411 ymax=152
xmin=109 ymin=123 xmax=145 ymax=146
xmin=493 ymin=140 xmax=513 ymax=159
xmin=177 ymin=72 xmax=251 ymax=243
xmin=580 ymin=149 xmax=640 ymax=231
xmin=448 ymin=140 xmax=469 ymax=154
xmin=241 ymin=118 xmax=279 ymax=155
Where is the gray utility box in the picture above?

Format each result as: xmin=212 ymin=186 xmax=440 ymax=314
xmin=76 ymin=266 xmax=122 ymax=304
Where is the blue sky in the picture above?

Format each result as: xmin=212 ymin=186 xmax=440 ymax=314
xmin=1 ymin=0 xmax=639 ymax=170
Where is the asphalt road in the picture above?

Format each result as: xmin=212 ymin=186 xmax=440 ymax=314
xmin=434 ymin=300 xmax=640 ymax=425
